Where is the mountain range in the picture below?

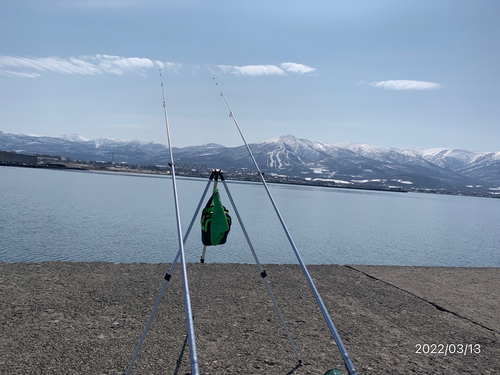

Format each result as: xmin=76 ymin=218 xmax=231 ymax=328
xmin=1 ymin=131 xmax=499 ymax=195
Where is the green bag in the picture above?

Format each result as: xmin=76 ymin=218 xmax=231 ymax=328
xmin=323 ymin=370 xmax=343 ymax=375
xmin=201 ymin=189 xmax=231 ymax=246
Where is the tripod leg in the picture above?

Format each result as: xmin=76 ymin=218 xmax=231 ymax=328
xmin=221 ymin=179 xmax=302 ymax=363
xmin=125 ymin=177 xmax=214 ymax=374
xmin=191 ymin=175 xmax=218 ymax=315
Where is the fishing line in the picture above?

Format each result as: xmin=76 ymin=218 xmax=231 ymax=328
xmin=214 ymin=78 xmax=358 ymax=375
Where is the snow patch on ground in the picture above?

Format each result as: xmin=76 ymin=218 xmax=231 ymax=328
xmin=391 ymin=179 xmax=413 ymax=185
xmin=312 ymin=178 xmax=352 ymax=184
xmin=353 ymin=178 xmax=395 ymax=184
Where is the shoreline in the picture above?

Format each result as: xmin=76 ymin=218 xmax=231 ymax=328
xmin=4 ymin=163 xmax=500 ymax=198
xmin=1 ymin=262 xmax=498 ymax=374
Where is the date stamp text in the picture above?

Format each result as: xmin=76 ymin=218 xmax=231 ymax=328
xmin=415 ymin=344 xmax=481 ymax=356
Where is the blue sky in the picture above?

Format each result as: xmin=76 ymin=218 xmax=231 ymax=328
xmin=1 ymin=0 xmax=499 ymax=151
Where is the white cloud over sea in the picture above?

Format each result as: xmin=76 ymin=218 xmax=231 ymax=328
xmin=280 ymin=62 xmax=316 ymax=74
xmin=371 ymin=80 xmax=443 ymax=90
xmin=217 ymin=62 xmax=316 ymax=77
xmin=0 ymin=55 xmax=177 ymax=78
xmin=217 ymin=64 xmax=286 ymax=76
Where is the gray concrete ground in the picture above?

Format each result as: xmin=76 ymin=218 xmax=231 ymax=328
xmin=1 ymin=262 xmax=498 ymax=374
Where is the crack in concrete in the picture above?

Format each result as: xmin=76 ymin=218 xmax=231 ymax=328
xmin=345 ymin=265 xmax=497 ymax=334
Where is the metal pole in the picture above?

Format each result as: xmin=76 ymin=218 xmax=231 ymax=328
xmin=215 ymin=81 xmax=358 ymax=375
xmin=192 ymin=173 xmax=218 ymax=311
xmin=161 ymin=71 xmax=199 ymax=375
xmin=221 ymin=177 xmax=301 ymax=363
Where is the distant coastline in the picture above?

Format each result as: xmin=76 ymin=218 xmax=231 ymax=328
xmin=3 ymin=161 xmax=499 ymax=198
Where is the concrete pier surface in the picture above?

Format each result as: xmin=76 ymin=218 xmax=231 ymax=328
xmin=1 ymin=262 xmax=498 ymax=374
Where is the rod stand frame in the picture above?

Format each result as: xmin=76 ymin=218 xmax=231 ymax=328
xmin=126 ymin=168 xmax=302 ymax=374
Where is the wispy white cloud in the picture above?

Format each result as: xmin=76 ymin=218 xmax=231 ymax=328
xmin=371 ymin=80 xmax=443 ymax=90
xmin=1 ymin=56 xmax=316 ymax=79
xmin=218 ymin=64 xmax=286 ymax=77
xmin=217 ymin=62 xmax=316 ymax=77
xmin=0 ymin=55 xmax=178 ymax=78
xmin=280 ymin=62 xmax=315 ymax=74
xmin=161 ymin=62 xmax=182 ymax=74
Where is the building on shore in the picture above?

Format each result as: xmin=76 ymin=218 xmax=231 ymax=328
xmin=0 ymin=151 xmax=38 ymax=165
xmin=35 ymin=154 xmax=64 ymax=164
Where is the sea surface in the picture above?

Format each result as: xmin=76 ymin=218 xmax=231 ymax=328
xmin=1 ymin=166 xmax=499 ymax=267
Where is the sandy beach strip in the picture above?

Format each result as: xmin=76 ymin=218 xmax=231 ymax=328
xmin=1 ymin=262 xmax=499 ymax=374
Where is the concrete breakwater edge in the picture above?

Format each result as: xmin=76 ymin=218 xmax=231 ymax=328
xmin=1 ymin=262 xmax=499 ymax=374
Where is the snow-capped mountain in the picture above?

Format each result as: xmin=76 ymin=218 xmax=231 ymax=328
xmin=408 ymin=148 xmax=484 ymax=170
xmin=1 ymin=131 xmax=499 ymax=193
xmin=61 ymin=133 xmax=89 ymax=143
xmin=0 ymin=131 xmax=174 ymax=164
xmin=241 ymin=136 xmax=497 ymax=190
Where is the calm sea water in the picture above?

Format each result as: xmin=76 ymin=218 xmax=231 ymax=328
xmin=1 ymin=166 xmax=499 ymax=267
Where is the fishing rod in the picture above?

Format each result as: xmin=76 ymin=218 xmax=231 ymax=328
xmin=214 ymin=79 xmax=358 ymax=375
xmin=160 ymin=70 xmax=199 ymax=375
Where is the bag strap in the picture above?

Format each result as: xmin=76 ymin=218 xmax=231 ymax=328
xmin=204 ymin=192 xmax=215 ymax=209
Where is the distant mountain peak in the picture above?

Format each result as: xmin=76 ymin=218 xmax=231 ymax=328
xmin=263 ymin=134 xmax=300 ymax=143
xmin=262 ymin=134 xmax=328 ymax=151
xmin=61 ymin=133 xmax=89 ymax=142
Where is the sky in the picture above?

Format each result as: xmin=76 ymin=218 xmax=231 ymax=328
xmin=1 ymin=0 xmax=499 ymax=151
